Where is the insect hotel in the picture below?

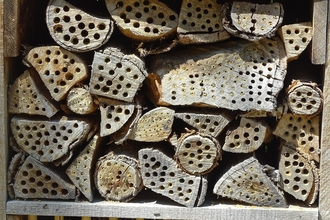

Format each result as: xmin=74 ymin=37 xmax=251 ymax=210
xmin=1 ymin=0 xmax=329 ymax=219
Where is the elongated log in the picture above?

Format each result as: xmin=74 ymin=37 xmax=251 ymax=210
xmin=66 ymin=87 xmax=97 ymax=115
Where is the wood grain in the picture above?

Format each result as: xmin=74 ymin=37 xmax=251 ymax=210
xmin=3 ymin=0 xmax=19 ymax=57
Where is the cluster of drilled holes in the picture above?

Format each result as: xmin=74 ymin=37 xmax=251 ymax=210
xmin=228 ymin=123 xmax=260 ymax=148
xmin=289 ymin=88 xmax=319 ymax=112
xmin=184 ymin=115 xmax=219 ymax=134
xmin=137 ymin=112 xmax=171 ymax=138
xmin=286 ymin=28 xmax=310 ymax=51
xmin=103 ymin=105 xmax=132 ymax=130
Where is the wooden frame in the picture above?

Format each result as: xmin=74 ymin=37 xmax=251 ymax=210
xmin=0 ymin=0 xmax=329 ymax=219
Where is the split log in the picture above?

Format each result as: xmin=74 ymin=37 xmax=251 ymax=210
xmin=221 ymin=2 xmax=284 ymax=41
xmin=286 ymin=80 xmax=323 ymax=116
xmin=46 ymin=0 xmax=114 ymax=52
xmin=213 ymin=156 xmax=287 ymax=207
xmin=174 ymin=132 xmax=221 ymax=175
xmin=8 ymin=153 xmax=26 ymax=199
xmin=146 ymin=38 xmax=287 ymax=112
xmin=306 ymin=160 xmax=320 ymax=205
xmin=8 ymin=68 xmax=59 ymax=118
xmin=24 ymin=46 xmax=88 ymax=101
xmin=66 ymin=87 xmax=97 ymax=115
xmin=10 ymin=115 xmax=94 ymax=165
xmin=223 ymin=117 xmax=273 ymax=153
xmin=138 ymin=148 xmax=207 ymax=207
xmin=66 ymin=133 xmax=104 ymax=202
xmin=105 ymin=0 xmax=178 ymax=41
xmin=12 ymin=156 xmax=76 ymax=200
xmin=273 ymin=114 xmax=320 ymax=162
xmin=177 ymin=0 xmax=230 ymax=44
xmin=89 ymin=47 xmax=148 ymax=103
xmin=278 ymin=22 xmax=313 ymax=62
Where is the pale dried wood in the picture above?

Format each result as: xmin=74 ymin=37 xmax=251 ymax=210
xmin=105 ymin=0 xmax=178 ymax=41
xmin=273 ymin=114 xmax=320 ymax=162
xmin=13 ymin=156 xmax=76 ymax=200
xmin=305 ymin=159 xmax=319 ymax=205
xmin=213 ymin=156 xmax=287 ymax=207
xmin=223 ymin=117 xmax=272 ymax=153
xmin=89 ymin=47 xmax=147 ymax=103
xmin=138 ymin=148 xmax=207 ymax=207
xmin=8 ymin=68 xmax=59 ymax=118
xmin=240 ymin=101 xmax=289 ymax=119
xmin=66 ymin=87 xmax=97 ymax=115
xmin=7 ymin=153 xmax=26 ymax=199
xmin=24 ymin=46 xmax=88 ymax=101
xmin=129 ymin=107 xmax=175 ymax=142
xmin=46 ymin=0 xmax=114 ymax=52
xmin=146 ymin=38 xmax=286 ymax=112
xmin=221 ymin=2 xmax=284 ymax=41
xmin=286 ymin=80 xmax=323 ymax=116
xmin=278 ymin=22 xmax=313 ymax=62
xmin=177 ymin=0 xmax=230 ymax=44
xmin=174 ymin=132 xmax=221 ymax=175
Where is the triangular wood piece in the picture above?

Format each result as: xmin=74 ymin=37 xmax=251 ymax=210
xmin=138 ymin=148 xmax=208 ymax=207
xmin=129 ymin=107 xmax=175 ymax=142
xmin=66 ymin=87 xmax=97 ymax=115
xmin=13 ymin=156 xmax=76 ymax=199
xmin=273 ymin=114 xmax=320 ymax=162
xmin=175 ymin=109 xmax=235 ymax=137
xmin=213 ymin=157 xmax=287 ymax=207
xmin=46 ymin=0 xmax=113 ymax=52
xmin=10 ymin=115 xmax=93 ymax=163
xmin=98 ymin=97 xmax=135 ymax=137
xmin=66 ymin=133 xmax=104 ymax=201
xmin=221 ymin=2 xmax=284 ymax=41
xmin=8 ymin=68 xmax=59 ymax=118
xmin=89 ymin=47 xmax=148 ymax=102
xmin=278 ymin=22 xmax=313 ymax=62
xmin=24 ymin=46 xmax=88 ymax=101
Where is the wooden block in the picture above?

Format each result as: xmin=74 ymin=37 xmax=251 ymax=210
xmin=46 ymin=0 xmax=114 ymax=52
xmin=7 ymin=153 xmax=26 ymax=199
xmin=146 ymin=38 xmax=286 ymax=112
xmin=177 ymin=0 xmax=230 ymax=44
xmin=213 ymin=157 xmax=287 ymax=207
xmin=105 ymin=0 xmax=178 ymax=41
xmin=24 ymin=46 xmax=88 ymax=101
xmin=4 ymin=0 xmax=20 ymax=57
xmin=8 ymin=68 xmax=59 ymax=118
xmin=221 ymin=2 xmax=284 ymax=41
xmin=138 ymin=148 xmax=207 ymax=207
xmin=66 ymin=87 xmax=97 ymax=115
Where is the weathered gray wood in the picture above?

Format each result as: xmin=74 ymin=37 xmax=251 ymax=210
xmin=3 ymin=0 xmax=20 ymax=57
xmin=240 ymin=101 xmax=289 ymax=119
xmin=7 ymin=153 xmax=26 ymax=199
xmin=66 ymin=87 xmax=97 ymax=115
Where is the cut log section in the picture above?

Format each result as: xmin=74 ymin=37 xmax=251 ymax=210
xmin=24 ymin=46 xmax=88 ymax=101
xmin=213 ymin=157 xmax=287 ymax=207
xmin=8 ymin=153 xmax=26 ymax=199
xmin=10 ymin=115 xmax=94 ymax=164
xmin=129 ymin=107 xmax=175 ymax=142
xmin=177 ymin=0 xmax=230 ymax=44
xmin=13 ymin=156 xmax=76 ymax=200
xmin=223 ymin=117 xmax=272 ymax=153
xmin=174 ymin=132 xmax=221 ymax=175
xmin=138 ymin=148 xmax=208 ymax=207
xmin=273 ymin=114 xmax=320 ymax=162
xmin=66 ymin=87 xmax=97 ymax=115
xmin=89 ymin=47 xmax=148 ymax=102
xmin=66 ymin=133 xmax=104 ymax=202
xmin=286 ymin=80 xmax=323 ymax=116
xmin=8 ymin=68 xmax=59 ymax=118
xmin=221 ymin=2 xmax=284 ymax=41
xmin=146 ymin=38 xmax=286 ymax=112
xmin=278 ymin=22 xmax=313 ymax=62
xmin=46 ymin=0 xmax=114 ymax=52
xmin=105 ymin=0 xmax=178 ymax=41
xmin=305 ymin=160 xmax=320 ymax=205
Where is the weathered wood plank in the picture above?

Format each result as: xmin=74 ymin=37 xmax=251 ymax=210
xmin=3 ymin=0 xmax=19 ymax=57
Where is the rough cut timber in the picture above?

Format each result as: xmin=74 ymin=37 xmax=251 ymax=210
xmin=286 ymin=80 xmax=323 ymax=117
xmin=174 ymin=132 xmax=221 ymax=175
xmin=174 ymin=109 xmax=235 ymax=137
xmin=24 ymin=46 xmax=88 ymax=101
xmin=138 ymin=148 xmax=208 ymax=207
xmin=7 ymin=153 xmax=26 ymax=199
xmin=66 ymin=133 xmax=104 ymax=202
xmin=223 ymin=117 xmax=272 ymax=153
xmin=273 ymin=114 xmax=320 ymax=162
xmin=89 ymin=47 xmax=148 ymax=103
xmin=105 ymin=0 xmax=178 ymax=41
xmin=46 ymin=0 xmax=114 ymax=52
xmin=213 ymin=157 xmax=287 ymax=207
xmin=12 ymin=156 xmax=76 ymax=200
xmin=146 ymin=38 xmax=287 ymax=112
xmin=306 ymin=159 xmax=320 ymax=205
xmin=240 ymin=101 xmax=289 ymax=119
xmin=10 ymin=115 xmax=93 ymax=164
xmin=221 ymin=2 xmax=284 ymax=41
xmin=8 ymin=68 xmax=59 ymax=118
xmin=129 ymin=107 xmax=175 ymax=142
xmin=177 ymin=0 xmax=230 ymax=44
xmin=278 ymin=22 xmax=313 ymax=62
xmin=66 ymin=87 xmax=97 ymax=115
